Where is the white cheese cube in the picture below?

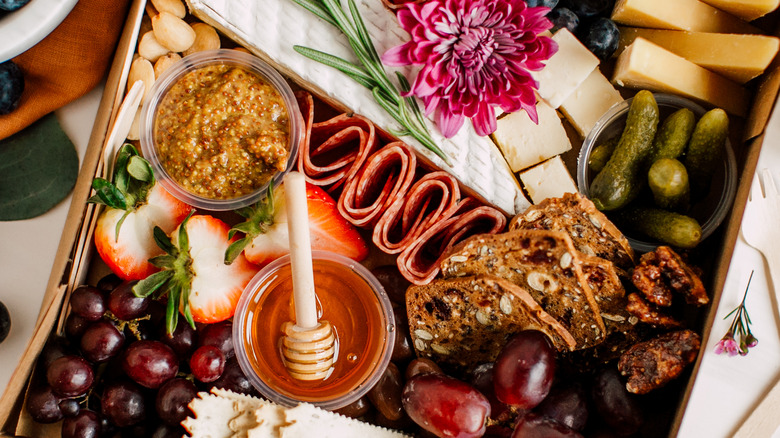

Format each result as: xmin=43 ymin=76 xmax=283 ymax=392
xmin=519 ymin=156 xmax=579 ymax=204
xmin=492 ymin=100 xmax=572 ymax=173
xmin=560 ymin=69 xmax=624 ymax=138
xmin=532 ymin=29 xmax=600 ymax=109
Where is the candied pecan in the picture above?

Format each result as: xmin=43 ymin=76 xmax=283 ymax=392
xmin=631 ymin=246 xmax=708 ymax=307
xmin=626 ymin=293 xmax=683 ymax=329
xmin=618 ymin=329 xmax=701 ymax=394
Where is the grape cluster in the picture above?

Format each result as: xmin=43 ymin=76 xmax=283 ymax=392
xmin=26 ymin=274 xmax=257 ymax=438
xmin=527 ymin=0 xmax=621 ymax=61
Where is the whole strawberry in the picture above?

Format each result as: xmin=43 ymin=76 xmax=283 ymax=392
xmin=89 ymin=144 xmax=191 ymax=280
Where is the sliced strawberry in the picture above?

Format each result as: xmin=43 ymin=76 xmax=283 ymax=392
xmin=90 ymin=145 xmax=191 ymax=280
xmin=134 ymin=214 xmax=259 ymax=332
xmin=226 ymin=182 xmax=369 ymax=267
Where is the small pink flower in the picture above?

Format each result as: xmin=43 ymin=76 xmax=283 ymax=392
xmin=383 ymin=0 xmax=557 ymax=137
xmin=714 ymin=333 xmax=740 ymax=357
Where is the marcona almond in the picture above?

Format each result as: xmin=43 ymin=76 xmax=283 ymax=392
xmin=128 ymin=58 xmax=155 ymax=100
xmin=183 ymin=23 xmax=221 ymax=56
xmin=138 ymin=31 xmax=170 ymax=63
xmin=152 ymin=11 xmax=196 ymax=53
xmin=151 ymin=0 xmax=186 ymax=18
xmin=154 ymin=53 xmax=182 ymax=78
xmin=527 ymin=271 xmax=558 ymax=293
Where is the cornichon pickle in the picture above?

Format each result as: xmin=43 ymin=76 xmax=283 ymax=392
xmin=648 ymin=158 xmax=690 ymax=210
xmin=590 ymin=90 xmax=659 ymax=211
xmin=588 ymin=136 xmax=618 ymax=174
xmin=618 ymin=207 xmax=702 ymax=248
xmin=651 ymin=108 xmax=695 ymax=161
xmin=684 ymin=108 xmax=729 ymax=198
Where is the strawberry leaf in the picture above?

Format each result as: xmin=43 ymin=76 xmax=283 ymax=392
xmin=114 ymin=211 xmax=132 ymax=241
xmin=149 ymin=254 xmax=176 ymax=268
xmin=153 ymin=226 xmax=177 ymax=257
xmin=180 ymin=283 xmax=196 ymax=329
xmin=225 ymin=237 xmax=252 ymax=264
xmin=166 ymin=283 xmax=182 ymax=335
xmin=127 ymin=155 xmax=154 ymax=183
xmin=133 ymin=270 xmax=173 ymax=298
xmin=178 ymin=212 xmax=194 ymax=256
xmin=90 ymin=178 xmax=127 ymax=210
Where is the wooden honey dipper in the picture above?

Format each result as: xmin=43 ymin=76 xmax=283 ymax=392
xmin=280 ymin=171 xmax=336 ymax=381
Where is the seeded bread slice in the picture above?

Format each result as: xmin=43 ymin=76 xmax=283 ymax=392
xmin=509 ymin=192 xmax=635 ymax=270
xmin=440 ymin=230 xmax=606 ymax=350
xmin=406 ymin=275 xmax=576 ymax=372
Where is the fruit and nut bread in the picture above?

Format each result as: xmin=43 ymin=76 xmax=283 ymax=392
xmin=405 ymin=275 xmax=577 ymax=371
xmin=440 ymin=229 xmax=607 ymax=349
xmin=509 ymin=192 xmax=635 ymax=270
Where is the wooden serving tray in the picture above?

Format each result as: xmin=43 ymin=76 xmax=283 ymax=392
xmin=1 ymin=0 xmax=779 ymax=436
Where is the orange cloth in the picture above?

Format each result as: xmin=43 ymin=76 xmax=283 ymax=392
xmin=0 ymin=0 xmax=131 ymax=140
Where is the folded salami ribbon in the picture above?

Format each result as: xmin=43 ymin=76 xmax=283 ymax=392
xmin=338 ymin=141 xmax=417 ymax=228
xmin=373 ymin=171 xmax=460 ymax=254
xmin=396 ymin=200 xmax=507 ymax=285
xmin=296 ymin=92 xmax=380 ymax=192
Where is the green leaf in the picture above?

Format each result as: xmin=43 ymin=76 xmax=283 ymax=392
xmin=114 ymin=210 xmax=131 ymax=241
xmin=0 ymin=114 xmax=79 ymax=221
xmin=153 ymin=226 xmax=177 ymax=256
xmin=178 ymin=212 xmax=193 ymax=256
xmin=349 ymin=0 xmax=381 ymax=64
xmin=149 ymin=254 xmax=176 ymax=268
xmin=166 ymin=284 xmax=181 ymax=335
xmin=127 ymin=156 xmax=154 ymax=183
xmin=180 ymin=283 xmax=196 ymax=329
xmin=89 ymin=179 xmax=128 ymax=210
xmin=133 ymin=270 xmax=173 ymax=297
xmin=225 ymin=237 xmax=252 ymax=265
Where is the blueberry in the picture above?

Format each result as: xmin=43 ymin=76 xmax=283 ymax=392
xmin=0 ymin=0 xmax=31 ymax=12
xmin=0 ymin=61 xmax=24 ymax=115
xmin=0 ymin=301 xmax=10 ymax=344
xmin=565 ymin=0 xmax=615 ymax=18
xmin=549 ymin=8 xmax=580 ymax=34
xmin=583 ymin=17 xmax=620 ymax=60
xmin=525 ymin=0 xmax=560 ymax=9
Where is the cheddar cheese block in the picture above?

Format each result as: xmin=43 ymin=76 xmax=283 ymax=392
xmin=612 ymin=0 xmax=760 ymax=33
xmin=560 ymin=68 xmax=624 ymax=137
xmin=618 ymin=27 xmax=779 ymax=84
xmin=613 ymin=38 xmax=750 ymax=117
xmin=699 ymin=0 xmax=780 ymax=20
xmin=518 ymin=155 xmax=579 ymax=204
xmin=531 ymin=29 xmax=600 ymax=109
xmin=492 ymin=100 xmax=572 ymax=172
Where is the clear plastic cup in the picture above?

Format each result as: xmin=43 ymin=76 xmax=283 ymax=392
xmin=140 ymin=49 xmax=302 ymax=211
xmin=577 ymin=93 xmax=737 ymax=253
xmin=232 ymin=251 xmax=395 ymax=410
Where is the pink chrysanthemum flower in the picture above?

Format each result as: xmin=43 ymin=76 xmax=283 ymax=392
xmin=382 ymin=0 xmax=557 ymax=138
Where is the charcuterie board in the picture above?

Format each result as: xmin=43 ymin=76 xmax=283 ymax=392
xmin=1 ymin=0 xmax=779 ymax=436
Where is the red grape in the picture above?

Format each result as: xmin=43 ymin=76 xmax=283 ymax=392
xmin=96 ymin=273 xmax=122 ymax=293
xmin=402 ymin=373 xmax=491 ymax=438
xmin=80 ymin=320 xmax=124 ymax=363
xmin=69 ymin=286 xmax=106 ymax=321
xmin=159 ymin=314 xmax=196 ymax=358
xmin=493 ymin=331 xmax=555 ymax=409
xmin=108 ymin=281 xmax=149 ymax=320
xmin=512 ymin=413 xmax=583 ymax=438
xmin=156 ymin=378 xmax=197 ymax=426
xmin=65 ymin=313 xmax=90 ymax=343
xmin=367 ymin=362 xmax=404 ymax=421
xmin=405 ymin=358 xmax=443 ymax=380
xmin=335 ymin=396 xmax=372 ymax=418
xmin=59 ymin=398 xmax=81 ymax=417
xmin=102 ymin=380 xmax=146 ymax=427
xmin=38 ymin=336 xmax=72 ymax=370
xmin=122 ymin=340 xmax=179 ymax=389
xmin=46 ymin=355 xmax=94 ymax=397
xmin=209 ymin=356 xmax=256 ymax=395
xmin=535 ymin=383 xmax=589 ymax=431
xmin=25 ymin=385 xmax=63 ymax=423
xmin=197 ymin=321 xmax=234 ymax=359
xmin=61 ymin=409 xmax=101 ymax=438
xmin=469 ymin=362 xmax=512 ymax=420
xmin=152 ymin=424 xmax=186 ymax=438
xmin=190 ymin=345 xmax=225 ymax=383
xmin=591 ymin=368 xmax=643 ymax=436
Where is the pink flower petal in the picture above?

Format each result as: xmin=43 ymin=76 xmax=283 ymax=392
xmin=436 ymin=108 xmax=465 ymax=138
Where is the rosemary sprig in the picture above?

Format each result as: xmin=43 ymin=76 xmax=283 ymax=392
xmin=291 ymin=0 xmax=452 ymax=166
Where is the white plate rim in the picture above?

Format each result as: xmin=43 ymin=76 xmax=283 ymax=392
xmin=0 ymin=0 xmax=80 ymax=63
